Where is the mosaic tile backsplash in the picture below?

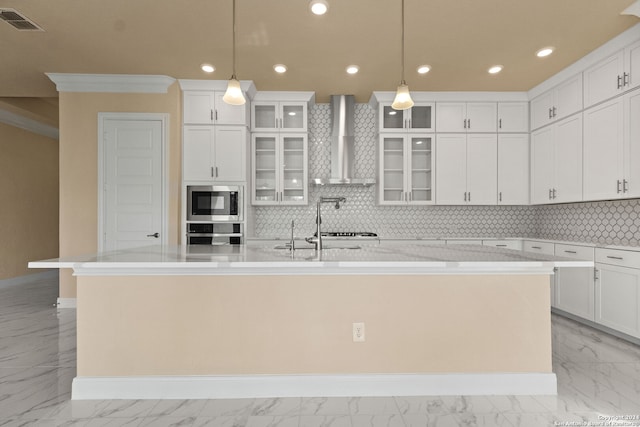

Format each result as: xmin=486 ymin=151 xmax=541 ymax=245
xmin=251 ymin=104 xmax=640 ymax=247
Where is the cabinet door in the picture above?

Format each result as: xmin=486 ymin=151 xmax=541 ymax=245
xmin=623 ymin=89 xmax=640 ymax=198
xmin=183 ymin=126 xmax=214 ymax=181
xmin=280 ymin=134 xmax=308 ymax=204
xmin=435 ymin=134 xmax=467 ymax=204
xmin=213 ymin=92 xmax=247 ymax=125
xmin=379 ymin=105 xmax=406 ymax=132
xmin=498 ymin=102 xmax=529 ymax=133
xmin=497 ymin=134 xmax=529 ymax=205
xmin=252 ymin=102 xmax=278 ymax=131
xmin=530 ymin=127 xmax=555 ymax=204
xmin=555 ymin=74 xmax=583 ymax=120
xmin=183 ymin=91 xmax=215 ymax=124
xmin=554 ymin=114 xmax=583 ymax=203
xmin=408 ymin=103 xmax=434 ymax=132
xmin=436 ymin=103 xmax=466 ymax=132
xmin=596 ymin=263 xmax=640 ymax=339
xmin=213 ymin=127 xmax=246 ymax=182
xmin=466 ymin=134 xmax=497 ymax=205
xmin=280 ymin=102 xmax=307 ymax=132
xmin=584 ymin=51 xmax=624 ymax=108
xmin=555 ymin=245 xmax=595 ymax=321
xmin=379 ymin=135 xmax=407 ymax=204
xmin=530 ymin=91 xmax=554 ymax=131
xmin=583 ymin=98 xmax=623 ymax=201
xmin=625 ymin=39 xmax=640 ymax=91
xmin=407 ymin=136 xmax=433 ymax=203
xmin=466 ymin=102 xmax=497 ymax=132
xmin=252 ymin=134 xmax=278 ymax=204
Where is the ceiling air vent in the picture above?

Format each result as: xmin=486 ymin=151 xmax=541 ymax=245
xmin=0 ymin=8 xmax=44 ymax=31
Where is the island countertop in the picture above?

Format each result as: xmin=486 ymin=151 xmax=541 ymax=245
xmin=29 ymin=242 xmax=593 ymax=276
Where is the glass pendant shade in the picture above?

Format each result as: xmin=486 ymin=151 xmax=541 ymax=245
xmin=391 ymin=82 xmax=414 ymax=110
xmin=223 ymin=77 xmax=245 ymax=105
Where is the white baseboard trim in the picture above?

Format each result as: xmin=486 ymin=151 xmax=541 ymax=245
xmin=72 ymin=373 xmax=557 ymax=400
xmin=0 ymin=270 xmax=58 ymax=290
xmin=56 ymin=297 xmax=77 ymax=309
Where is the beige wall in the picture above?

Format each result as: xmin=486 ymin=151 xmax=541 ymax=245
xmin=77 ymin=274 xmax=552 ymax=376
xmin=0 ymin=122 xmax=59 ymax=280
xmin=58 ymin=85 xmax=182 ymax=298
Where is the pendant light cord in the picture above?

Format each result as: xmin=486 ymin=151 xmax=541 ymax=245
xmin=231 ymin=0 xmax=237 ymax=79
xmin=400 ymin=0 xmax=406 ymax=85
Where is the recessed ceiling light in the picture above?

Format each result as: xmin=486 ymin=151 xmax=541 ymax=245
xmin=346 ymin=65 xmax=359 ymax=74
xmin=200 ymin=64 xmax=215 ymax=73
xmin=274 ymin=64 xmax=287 ymax=73
xmin=309 ymin=0 xmax=329 ymax=15
xmin=417 ymin=65 xmax=431 ymax=74
xmin=488 ymin=65 xmax=503 ymax=74
xmin=536 ymin=47 xmax=554 ymax=58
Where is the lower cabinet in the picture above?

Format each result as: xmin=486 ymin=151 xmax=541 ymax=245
xmin=554 ymin=244 xmax=595 ymax=321
xmin=595 ymin=248 xmax=640 ymax=339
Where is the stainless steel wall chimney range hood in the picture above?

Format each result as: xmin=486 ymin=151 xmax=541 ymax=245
xmin=312 ymin=95 xmax=375 ymax=186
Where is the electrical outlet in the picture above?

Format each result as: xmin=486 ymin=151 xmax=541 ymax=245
xmin=353 ymin=322 xmax=365 ymax=342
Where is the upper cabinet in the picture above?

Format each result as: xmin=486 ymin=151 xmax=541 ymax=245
xmin=183 ymin=126 xmax=247 ymax=182
xmin=250 ymin=92 xmax=315 ymax=133
xmin=497 ymin=102 xmax=529 ymax=133
xmin=497 ymin=134 xmax=529 ymax=205
xmin=436 ymin=102 xmax=497 ymax=133
xmin=530 ymin=74 xmax=583 ymax=131
xmin=183 ymin=91 xmax=249 ymax=126
xmin=584 ymin=39 xmax=640 ymax=108
xmin=378 ymin=103 xmax=435 ymax=133
xmin=583 ymin=89 xmax=640 ymax=201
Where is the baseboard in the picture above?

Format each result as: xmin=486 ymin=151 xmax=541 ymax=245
xmin=57 ymin=297 xmax=77 ymax=309
xmin=72 ymin=373 xmax=557 ymax=400
xmin=0 ymin=270 xmax=58 ymax=290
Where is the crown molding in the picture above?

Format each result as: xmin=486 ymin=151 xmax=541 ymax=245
xmin=178 ymin=79 xmax=257 ymax=100
xmin=46 ymin=73 xmax=176 ymax=94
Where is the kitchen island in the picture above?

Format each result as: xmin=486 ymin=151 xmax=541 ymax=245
xmin=30 ymin=243 xmax=592 ymax=400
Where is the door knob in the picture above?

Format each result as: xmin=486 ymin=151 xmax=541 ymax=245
xmin=147 ymin=232 xmax=160 ymax=238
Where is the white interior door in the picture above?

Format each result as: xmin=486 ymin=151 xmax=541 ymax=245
xmin=102 ymin=116 xmax=165 ymax=251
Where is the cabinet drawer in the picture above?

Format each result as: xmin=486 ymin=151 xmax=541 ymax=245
xmin=482 ymin=240 xmax=523 ymax=250
xmin=523 ymin=240 xmax=555 ymax=255
xmin=446 ymin=239 xmax=482 ymax=245
xmin=596 ymin=248 xmax=640 ymax=269
xmin=555 ymin=244 xmax=595 ymax=261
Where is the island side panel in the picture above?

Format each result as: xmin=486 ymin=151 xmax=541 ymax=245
xmin=76 ymin=274 xmax=552 ymax=376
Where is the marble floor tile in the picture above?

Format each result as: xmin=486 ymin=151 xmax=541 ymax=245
xmin=3 ymin=275 xmax=640 ymax=426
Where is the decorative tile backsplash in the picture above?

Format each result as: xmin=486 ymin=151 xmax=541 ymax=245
xmin=251 ymin=103 xmax=640 ymax=247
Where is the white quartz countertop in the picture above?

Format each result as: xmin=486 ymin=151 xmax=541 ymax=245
xmin=29 ymin=243 xmax=593 ymax=276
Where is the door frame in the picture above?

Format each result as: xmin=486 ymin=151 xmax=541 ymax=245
xmin=97 ymin=112 xmax=170 ymax=252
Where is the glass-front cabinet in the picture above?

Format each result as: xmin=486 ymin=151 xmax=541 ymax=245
xmin=378 ymin=134 xmax=434 ymax=205
xmin=252 ymin=133 xmax=308 ymax=205
xmin=378 ymin=102 xmax=435 ymax=133
xmin=251 ymin=102 xmax=308 ymax=132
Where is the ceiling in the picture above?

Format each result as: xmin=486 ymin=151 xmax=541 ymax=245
xmin=0 ymin=0 xmax=639 ymax=108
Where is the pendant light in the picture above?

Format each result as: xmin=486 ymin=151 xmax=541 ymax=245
xmin=223 ymin=0 xmax=245 ymax=105
xmin=391 ymin=0 xmax=414 ymax=110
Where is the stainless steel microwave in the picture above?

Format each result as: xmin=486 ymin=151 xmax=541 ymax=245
xmin=187 ymin=185 xmax=243 ymax=221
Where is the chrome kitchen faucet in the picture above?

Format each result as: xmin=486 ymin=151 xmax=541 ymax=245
xmin=306 ymin=196 xmax=346 ymax=251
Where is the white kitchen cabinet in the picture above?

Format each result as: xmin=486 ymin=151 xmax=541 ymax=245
xmin=523 ymin=240 xmax=557 ymax=307
xmin=583 ymin=89 xmax=640 ymax=201
xmin=497 ymin=134 xmax=529 ymax=205
xmin=530 ymin=74 xmax=583 ymax=131
xmin=183 ymin=91 xmax=248 ymax=125
xmin=378 ymin=102 xmax=435 ymax=133
xmin=595 ymin=248 xmax=640 ymax=339
xmin=378 ymin=134 xmax=434 ymax=205
xmin=530 ymin=114 xmax=583 ymax=204
xmin=435 ymin=134 xmax=497 ymax=205
xmin=583 ymin=39 xmax=640 ymax=108
xmin=252 ymin=133 xmax=308 ymax=205
xmin=554 ymin=243 xmax=596 ymax=321
xmin=497 ymin=102 xmax=529 ymax=133
xmin=436 ymin=102 xmax=497 ymax=133
xmin=183 ymin=126 xmax=247 ymax=182
xmin=251 ymin=101 xmax=308 ymax=132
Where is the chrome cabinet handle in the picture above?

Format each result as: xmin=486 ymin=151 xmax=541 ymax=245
xmin=624 ymin=72 xmax=630 ymax=87
xmin=499 ymin=192 xmax=502 ymax=202
xmin=211 ymin=167 xmax=215 ymax=177
xmin=549 ymin=189 xmax=553 ymax=200
xmin=464 ymin=192 xmax=467 ymax=202
xmin=617 ymin=179 xmax=622 ymax=194
xmin=594 ymin=269 xmax=599 ymax=280
xmin=549 ymin=108 xmax=553 ymax=119
xmin=215 ymin=166 xmax=218 ymax=177
xmin=146 ymin=232 xmax=159 ymax=238
xmin=496 ymin=244 xmax=507 ymax=247
xmin=607 ymin=255 xmax=624 ymax=260
xmin=467 ymin=119 xmax=471 ymax=129
xmin=617 ymin=75 xmax=623 ymax=89
xmin=498 ymin=119 xmax=502 ymax=129
xmin=211 ymin=110 xmax=214 ymax=121
xmin=552 ymin=188 xmax=557 ymax=199
xmin=564 ymin=250 xmax=577 ymax=254
xmin=468 ymin=192 xmax=471 ymax=202
xmin=531 ymin=246 xmax=542 ymax=249
xmin=553 ymin=107 xmax=557 ymax=117
xmin=623 ymin=179 xmax=629 ymax=193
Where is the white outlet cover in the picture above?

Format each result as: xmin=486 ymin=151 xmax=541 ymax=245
xmin=353 ymin=322 xmax=365 ymax=342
